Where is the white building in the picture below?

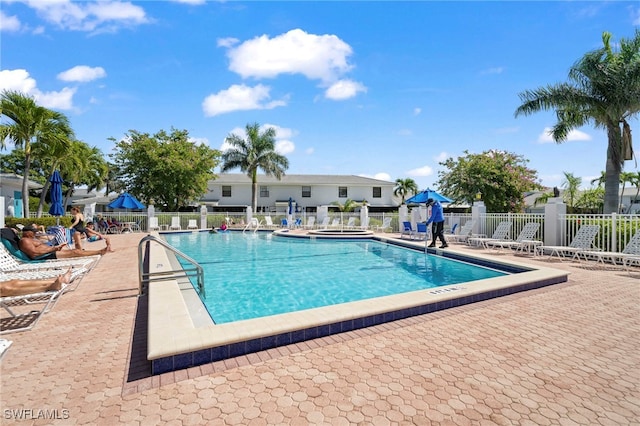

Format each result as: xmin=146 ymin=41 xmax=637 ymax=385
xmin=200 ymin=174 xmax=399 ymax=213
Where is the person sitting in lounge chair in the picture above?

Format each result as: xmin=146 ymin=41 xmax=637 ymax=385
xmin=1 ymin=268 xmax=72 ymax=297
xmin=83 ymin=222 xmax=113 ymax=251
xmin=18 ymin=226 xmax=109 ymax=260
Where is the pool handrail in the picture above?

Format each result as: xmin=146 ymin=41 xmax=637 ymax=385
xmin=138 ymin=234 xmax=205 ymax=298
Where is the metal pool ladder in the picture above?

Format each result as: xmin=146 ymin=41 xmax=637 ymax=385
xmin=138 ymin=235 xmax=205 ymax=298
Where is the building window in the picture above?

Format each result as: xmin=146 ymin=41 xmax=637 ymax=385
xmin=222 ymin=186 xmax=231 ymax=197
xmin=302 ymin=186 xmax=311 ymax=198
xmin=372 ymin=187 xmax=382 ymax=198
xmin=260 ymin=186 xmax=269 ymax=197
xmin=338 ymin=187 xmax=347 ymax=198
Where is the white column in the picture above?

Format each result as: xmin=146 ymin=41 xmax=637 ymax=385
xmin=544 ymin=197 xmax=566 ymax=246
xmin=471 ymin=201 xmax=486 ymax=235
xmin=398 ymin=204 xmax=408 ymax=230
xmin=200 ymin=205 xmax=207 ymax=230
xmin=147 ymin=205 xmax=155 ymax=231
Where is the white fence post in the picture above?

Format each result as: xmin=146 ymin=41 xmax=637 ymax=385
xmin=200 ymin=205 xmax=207 ymax=230
xmin=147 ymin=205 xmax=155 ymax=232
xmin=544 ymin=197 xmax=566 ymax=246
xmin=472 ymin=201 xmax=486 ymax=235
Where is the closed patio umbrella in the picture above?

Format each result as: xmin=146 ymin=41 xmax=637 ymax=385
xmin=48 ymin=170 xmax=64 ymax=225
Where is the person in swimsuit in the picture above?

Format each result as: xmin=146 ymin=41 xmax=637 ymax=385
xmin=69 ymin=207 xmax=87 ymax=249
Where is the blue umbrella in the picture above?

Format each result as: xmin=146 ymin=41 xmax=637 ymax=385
xmin=48 ymin=170 xmax=64 ymax=223
xmin=108 ymin=192 xmax=145 ymax=210
xmin=405 ymin=188 xmax=453 ymax=204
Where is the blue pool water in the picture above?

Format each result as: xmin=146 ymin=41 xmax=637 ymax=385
xmin=163 ymin=232 xmax=506 ymax=324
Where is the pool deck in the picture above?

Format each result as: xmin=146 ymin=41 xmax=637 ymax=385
xmin=1 ymin=231 xmax=639 ymax=424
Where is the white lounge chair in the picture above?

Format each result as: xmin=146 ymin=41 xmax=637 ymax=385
xmin=344 ymin=217 xmax=356 ymax=229
xmin=1 ymin=284 xmax=68 ymax=334
xmin=374 ymin=217 xmax=392 ymax=232
xmin=148 ymin=217 xmax=160 ymax=231
xmin=446 ymin=220 xmax=476 ymax=244
xmin=0 ymin=338 xmax=12 ymax=359
xmin=467 ymin=221 xmax=512 ymax=248
xmin=0 ymin=241 xmax=98 ymax=273
xmin=329 ymin=218 xmax=341 ymax=229
xmin=264 ymin=216 xmax=278 ymax=229
xmin=580 ymin=229 xmax=640 ymax=266
xmin=485 ymin=222 xmax=541 ymax=253
xmin=318 ymin=217 xmax=330 ymax=230
xmin=304 ymin=217 xmax=316 ymax=229
xmin=187 ymin=219 xmax=198 ymax=230
xmin=170 ymin=217 xmax=181 ymax=230
xmin=536 ymin=224 xmax=600 ymax=261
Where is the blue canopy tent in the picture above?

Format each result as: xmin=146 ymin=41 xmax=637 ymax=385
xmin=107 ymin=193 xmax=145 ymax=210
xmin=405 ymin=189 xmax=452 ymax=205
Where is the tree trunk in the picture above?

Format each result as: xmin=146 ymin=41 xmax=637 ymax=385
xmin=604 ymin=129 xmax=621 ymax=214
xmin=22 ymin=152 xmax=31 ymax=219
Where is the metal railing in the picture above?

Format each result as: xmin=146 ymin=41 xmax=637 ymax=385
xmin=137 ymin=234 xmax=205 ymax=297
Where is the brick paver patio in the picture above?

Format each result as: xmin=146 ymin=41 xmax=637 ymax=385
xmin=1 ymin=232 xmax=638 ymax=425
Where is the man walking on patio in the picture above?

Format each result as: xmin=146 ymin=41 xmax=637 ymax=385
xmin=425 ymin=198 xmax=448 ymax=249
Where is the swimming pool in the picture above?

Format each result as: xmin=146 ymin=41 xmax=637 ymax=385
xmin=146 ymin=230 xmax=569 ymax=374
xmin=163 ymin=232 xmax=505 ymax=324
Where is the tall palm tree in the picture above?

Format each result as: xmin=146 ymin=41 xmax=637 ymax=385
xmin=0 ymin=90 xmax=73 ymax=217
xmin=561 ymin=172 xmax=582 ymax=208
xmin=60 ymin=141 xmax=108 ymax=211
xmin=220 ymin=123 xmax=289 ymax=213
xmin=393 ymin=178 xmax=419 ymax=205
xmin=31 ymin=133 xmax=74 ymax=217
xmin=515 ymin=30 xmax=640 ymax=214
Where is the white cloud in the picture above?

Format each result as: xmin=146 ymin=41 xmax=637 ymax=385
xmin=434 ymin=152 xmax=448 ymax=162
xmin=406 ymin=165 xmax=434 ymax=177
xmin=324 ymin=79 xmax=367 ymax=100
xmin=413 ymin=107 xmax=421 ymax=116
xmin=275 ymin=140 xmax=295 ymax=155
xmin=0 ymin=10 xmax=21 ymax=32
xmin=0 ymin=69 xmax=76 ymax=110
xmin=217 ymin=37 xmax=239 ymax=48
xmin=305 ymin=147 xmax=314 ymax=155
xmin=0 ymin=69 xmax=37 ymax=93
xmin=202 ymin=84 xmax=287 ymax=116
xmin=358 ymin=173 xmax=392 ymax=182
xmin=57 ymin=65 xmax=106 ymax=82
xmin=171 ymin=0 xmax=206 ymax=4
xmin=223 ymin=28 xmax=354 ymax=84
xmin=537 ymin=127 xmax=591 ymax=143
xmin=36 ymin=87 xmax=77 ymax=110
xmin=398 ymin=129 xmax=412 ymax=136
xmin=481 ymin=67 xmax=504 ymax=75
xmin=20 ymin=0 xmax=148 ymax=32
xmin=632 ymin=7 xmax=640 ymax=25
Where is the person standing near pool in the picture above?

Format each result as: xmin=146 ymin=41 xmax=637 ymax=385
xmin=425 ymin=198 xmax=448 ymax=249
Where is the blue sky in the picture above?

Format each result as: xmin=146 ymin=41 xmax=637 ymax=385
xmin=1 ymin=1 xmax=638 ymax=190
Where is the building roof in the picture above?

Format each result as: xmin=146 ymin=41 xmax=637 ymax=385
xmin=0 ymin=173 xmax=43 ymax=189
xmin=212 ymin=173 xmax=395 ymax=186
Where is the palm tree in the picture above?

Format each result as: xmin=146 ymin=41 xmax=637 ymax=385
xmin=393 ymin=178 xmax=419 ymax=205
xmin=515 ymin=30 xmax=640 ymax=214
xmin=561 ymin=172 xmax=582 ymax=208
xmin=61 ymin=142 xmax=108 ymax=211
xmin=0 ymin=90 xmax=73 ymax=217
xmin=220 ymin=123 xmax=289 ymax=213
xmin=330 ymin=198 xmax=361 ymax=212
xmin=590 ymin=171 xmax=606 ymax=188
